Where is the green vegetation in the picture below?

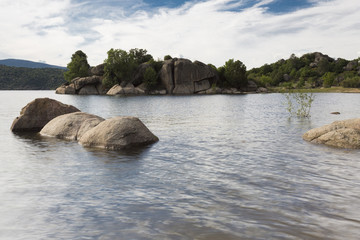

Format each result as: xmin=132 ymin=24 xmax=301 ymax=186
xmin=283 ymin=91 xmax=315 ymax=118
xmin=64 ymin=50 xmax=90 ymax=82
xmin=248 ymin=52 xmax=360 ymax=90
xmin=103 ymin=48 xmax=154 ymax=89
xmin=143 ymin=66 xmax=157 ymax=89
xmin=0 ymin=65 xmax=65 ymax=90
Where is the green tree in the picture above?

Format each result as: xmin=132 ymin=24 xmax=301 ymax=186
xmin=64 ymin=50 xmax=90 ymax=82
xmin=143 ymin=66 xmax=158 ymax=89
xmin=103 ymin=48 xmax=138 ymax=89
xmin=164 ymin=55 xmax=172 ymax=61
xmin=223 ymin=59 xmax=247 ymax=88
xmin=129 ymin=48 xmax=153 ymax=65
xmin=322 ymin=72 xmax=335 ymax=88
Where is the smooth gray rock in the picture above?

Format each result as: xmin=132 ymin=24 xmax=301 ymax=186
xmin=79 ymin=116 xmax=159 ymax=150
xmin=40 ymin=112 xmax=105 ymax=140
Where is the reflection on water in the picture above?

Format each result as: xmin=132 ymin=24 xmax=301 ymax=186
xmin=0 ymin=91 xmax=360 ymax=240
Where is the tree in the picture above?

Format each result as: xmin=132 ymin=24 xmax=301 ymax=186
xmin=322 ymin=72 xmax=335 ymax=88
xmin=103 ymin=48 xmax=138 ymax=88
xmin=223 ymin=59 xmax=247 ymax=88
xmin=129 ymin=48 xmax=153 ymax=65
xmin=64 ymin=50 xmax=90 ymax=82
xmin=164 ymin=55 xmax=172 ymax=61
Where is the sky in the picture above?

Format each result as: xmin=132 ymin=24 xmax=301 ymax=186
xmin=0 ymin=0 xmax=359 ymax=69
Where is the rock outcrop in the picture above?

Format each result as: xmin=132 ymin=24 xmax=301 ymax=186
xmin=160 ymin=58 xmax=216 ymax=94
xmin=303 ymin=118 xmax=360 ymax=149
xmin=106 ymin=83 xmax=145 ymax=96
xmin=79 ymin=116 xmax=159 ymax=150
xmin=40 ymin=112 xmax=105 ymax=140
xmin=11 ymin=98 xmax=80 ymax=132
xmin=56 ymin=75 xmax=104 ymax=95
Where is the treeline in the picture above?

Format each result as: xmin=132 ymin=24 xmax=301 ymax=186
xmin=247 ymin=52 xmax=360 ymax=89
xmin=65 ymin=49 xmax=248 ymax=90
xmin=0 ymin=65 xmax=66 ymax=90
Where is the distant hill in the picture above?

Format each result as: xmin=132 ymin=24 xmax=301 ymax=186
xmin=0 ymin=65 xmax=66 ymax=90
xmin=0 ymin=59 xmax=66 ymax=69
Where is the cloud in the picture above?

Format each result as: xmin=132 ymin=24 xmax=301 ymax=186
xmin=0 ymin=0 xmax=359 ymax=68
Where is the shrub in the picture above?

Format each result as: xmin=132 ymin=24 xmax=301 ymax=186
xmin=223 ymin=59 xmax=247 ymax=88
xmin=283 ymin=91 xmax=315 ymax=118
xmin=143 ymin=67 xmax=158 ymax=89
xmin=342 ymin=76 xmax=360 ymax=88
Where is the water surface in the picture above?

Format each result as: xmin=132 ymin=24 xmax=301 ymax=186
xmin=0 ymin=91 xmax=359 ymax=239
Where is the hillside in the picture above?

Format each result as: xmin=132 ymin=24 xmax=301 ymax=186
xmin=247 ymin=52 xmax=360 ymax=89
xmin=0 ymin=59 xmax=66 ymax=69
xmin=0 ymin=65 xmax=66 ymax=90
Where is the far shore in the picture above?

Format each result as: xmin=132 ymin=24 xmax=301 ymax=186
xmin=269 ymin=86 xmax=360 ymax=93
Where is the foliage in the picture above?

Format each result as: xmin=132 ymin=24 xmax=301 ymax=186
xmin=283 ymin=91 xmax=315 ymax=118
xmin=223 ymin=59 xmax=247 ymax=88
xmin=143 ymin=67 xmax=158 ymax=89
xmin=322 ymin=72 xmax=335 ymax=88
xmin=341 ymin=76 xmax=360 ymax=88
xmin=103 ymin=48 xmax=155 ymax=89
xmin=64 ymin=50 xmax=90 ymax=82
xmin=164 ymin=55 xmax=172 ymax=60
xmin=0 ymin=65 xmax=65 ymax=90
xmin=247 ymin=52 xmax=360 ymax=89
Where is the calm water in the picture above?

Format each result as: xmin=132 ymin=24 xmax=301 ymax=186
xmin=0 ymin=91 xmax=360 ymax=240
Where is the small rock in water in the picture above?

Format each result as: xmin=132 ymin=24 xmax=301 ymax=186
xmin=331 ymin=112 xmax=340 ymax=115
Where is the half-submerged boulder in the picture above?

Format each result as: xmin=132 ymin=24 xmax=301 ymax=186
xmin=40 ymin=112 xmax=105 ymax=140
xmin=79 ymin=116 xmax=159 ymax=150
xmin=303 ymin=118 xmax=360 ymax=149
xmin=11 ymin=98 xmax=80 ymax=132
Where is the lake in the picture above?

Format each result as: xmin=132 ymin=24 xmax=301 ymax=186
xmin=0 ymin=91 xmax=359 ymax=240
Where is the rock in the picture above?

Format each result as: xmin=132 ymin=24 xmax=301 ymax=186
xmin=257 ymin=87 xmax=268 ymax=93
xmin=331 ymin=112 xmax=340 ymax=115
xmin=78 ymin=85 xmax=99 ymax=95
xmin=106 ymin=84 xmax=122 ymax=95
xmin=79 ymin=116 xmax=159 ymax=150
xmin=90 ymin=63 xmax=105 ymax=76
xmin=160 ymin=59 xmax=176 ymax=94
xmin=205 ymin=87 xmax=222 ymax=94
xmin=344 ymin=60 xmax=358 ymax=71
xmin=11 ymin=98 xmax=80 ymax=132
xmin=56 ymin=84 xmax=76 ymax=94
xmin=106 ymin=83 xmax=137 ymax=95
xmin=160 ymin=58 xmax=215 ymax=94
xmin=194 ymin=79 xmax=211 ymax=93
xmin=132 ymin=63 xmax=152 ymax=86
xmin=40 ymin=112 xmax=105 ymax=140
xmin=303 ymin=118 xmax=360 ymax=149
xmin=245 ymin=81 xmax=257 ymax=92
xmin=72 ymin=76 xmax=102 ymax=91
xmin=173 ymin=59 xmax=215 ymax=94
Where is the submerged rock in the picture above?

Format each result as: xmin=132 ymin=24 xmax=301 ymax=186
xmin=11 ymin=98 xmax=80 ymax=132
xmin=79 ymin=116 xmax=159 ymax=150
xmin=40 ymin=112 xmax=105 ymax=140
xmin=303 ymin=118 xmax=360 ymax=149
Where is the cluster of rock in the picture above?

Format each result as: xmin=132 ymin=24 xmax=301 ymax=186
xmin=56 ymin=58 xmax=267 ymax=96
xmin=303 ymin=118 xmax=360 ymax=149
xmin=11 ymin=98 xmax=159 ymax=150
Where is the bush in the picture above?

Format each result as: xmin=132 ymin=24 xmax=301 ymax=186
xmin=283 ymin=91 xmax=315 ymax=118
xmin=143 ymin=67 xmax=158 ymax=89
xmin=322 ymin=72 xmax=335 ymax=88
xmin=342 ymin=76 xmax=360 ymax=88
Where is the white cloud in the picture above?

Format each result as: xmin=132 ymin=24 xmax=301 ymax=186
xmin=0 ymin=0 xmax=359 ymax=68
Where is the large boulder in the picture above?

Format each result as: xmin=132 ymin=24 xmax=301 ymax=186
xmin=89 ymin=63 xmax=105 ymax=76
xmin=106 ymin=83 xmax=144 ymax=95
xmin=132 ymin=63 xmax=152 ymax=86
xmin=56 ymin=84 xmax=76 ymax=94
xmin=303 ymin=118 xmax=360 ymax=149
xmin=78 ymin=85 xmax=99 ymax=95
xmin=72 ymin=76 xmax=102 ymax=91
xmin=79 ymin=116 xmax=159 ymax=150
xmin=40 ymin=112 xmax=105 ymax=140
xmin=159 ymin=58 xmax=215 ymax=94
xmin=11 ymin=98 xmax=80 ymax=132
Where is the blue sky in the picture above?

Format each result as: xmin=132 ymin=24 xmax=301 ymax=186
xmin=0 ymin=0 xmax=359 ymax=68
